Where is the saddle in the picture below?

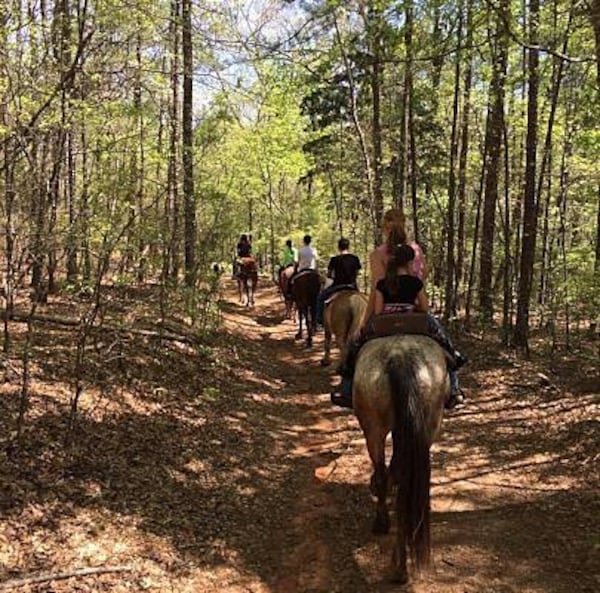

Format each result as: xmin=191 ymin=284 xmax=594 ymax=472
xmin=291 ymin=268 xmax=319 ymax=285
xmin=369 ymin=312 xmax=429 ymax=338
xmin=324 ymin=285 xmax=357 ymax=306
xmin=238 ymin=257 xmax=257 ymax=275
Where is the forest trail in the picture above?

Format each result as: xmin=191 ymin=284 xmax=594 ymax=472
xmin=208 ymin=280 xmax=598 ymax=593
xmin=1 ymin=279 xmax=597 ymax=593
xmin=196 ymin=278 xmax=596 ymax=593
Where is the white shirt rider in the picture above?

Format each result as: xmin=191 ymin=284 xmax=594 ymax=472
xmin=297 ymin=238 xmax=318 ymax=271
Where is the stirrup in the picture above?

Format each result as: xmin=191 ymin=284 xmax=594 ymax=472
xmin=453 ymin=351 xmax=468 ymax=370
xmin=330 ymin=391 xmax=353 ymax=409
xmin=445 ymin=388 xmax=465 ymax=410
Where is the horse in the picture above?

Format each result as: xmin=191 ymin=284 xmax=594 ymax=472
xmin=236 ymin=257 xmax=258 ymax=307
xmin=278 ymin=266 xmax=296 ymax=320
xmin=353 ymin=334 xmax=449 ymax=584
xmin=289 ymin=270 xmax=321 ymax=348
xmin=320 ymin=290 xmax=367 ymax=367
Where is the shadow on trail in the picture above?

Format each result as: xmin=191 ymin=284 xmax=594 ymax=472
xmin=0 ymin=283 xmax=373 ymax=591
xmin=0 ymin=281 xmax=597 ymax=592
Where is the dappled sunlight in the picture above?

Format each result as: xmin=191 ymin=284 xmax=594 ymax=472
xmin=0 ymin=280 xmax=596 ymax=593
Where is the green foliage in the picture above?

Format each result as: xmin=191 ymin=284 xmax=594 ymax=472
xmin=0 ymin=0 xmax=597 ymax=337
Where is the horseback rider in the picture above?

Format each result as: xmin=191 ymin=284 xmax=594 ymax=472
xmin=297 ymin=234 xmax=318 ymax=271
xmin=315 ymin=237 xmax=362 ymax=329
xmin=279 ymin=239 xmax=298 ymax=276
xmin=236 ymin=233 xmax=252 ymax=259
xmin=287 ymin=234 xmax=318 ymax=295
xmin=331 ymin=209 xmax=467 ymax=410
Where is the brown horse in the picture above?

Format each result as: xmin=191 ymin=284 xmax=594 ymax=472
xmin=321 ymin=290 xmax=367 ymax=366
xmin=290 ymin=270 xmax=321 ymax=348
xmin=236 ymin=257 xmax=258 ymax=307
xmin=353 ymin=334 xmax=448 ymax=584
xmin=278 ymin=266 xmax=295 ymax=320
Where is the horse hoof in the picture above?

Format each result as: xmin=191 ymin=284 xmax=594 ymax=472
xmin=389 ymin=570 xmax=409 ymax=585
xmin=372 ymin=515 xmax=390 ymax=535
xmin=373 ymin=517 xmax=390 ymax=535
xmin=369 ymin=474 xmax=378 ymax=497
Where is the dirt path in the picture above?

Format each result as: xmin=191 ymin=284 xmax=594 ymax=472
xmin=214 ymin=281 xmax=598 ymax=593
xmin=0 ymin=280 xmax=597 ymax=593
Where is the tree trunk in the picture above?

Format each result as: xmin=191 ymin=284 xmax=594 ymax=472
xmin=3 ymin=146 xmax=15 ymax=352
xmin=65 ymin=128 xmax=78 ymax=282
xmin=595 ymin=184 xmax=600 ymax=274
xmin=444 ymin=7 xmax=463 ymax=320
xmin=168 ymin=0 xmax=181 ymax=281
xmin=368 ymin=2 xmax=384 ymax=236
xmin=466 ymin=117 xmax=489 ymax=324
xmin=456 ymin=0 xmax=473 ymax=293
xmin=514 ymin=0 xmax=540 ymax=349
xmin=590 ymin=0 xmax=600 ymax=87
xmin=537 ymin=3 xmax=573 ymax=312
xmin=501 ymin=119 xmax=512 ymax=344
xmin=135 ymin=34 xmax=146 ymax=283
xmin=182 ymin=0 xmax=196 ymax=287
xmin=478 ymin=3 xmax=508 ymax=321
xmin=556 ymin=114 xmax=573 ymax=349
xmin=80 ymin=122 xmax=91 ymax=282
xmin=405 ymin=0 xmax=419 ymax=243
xmin=590 ymin=0 xmax=600 ymax=274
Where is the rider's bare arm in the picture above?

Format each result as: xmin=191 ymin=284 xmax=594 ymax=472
xmin=415 ymin=289 xmax=429 ymax=313
xmin=373 ymin=289 xmax=384 ymax=316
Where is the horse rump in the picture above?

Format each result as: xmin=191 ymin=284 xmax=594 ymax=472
xmin=290 ymin=270 xmax=321 ymax=346
xmin=322 ymin=290 xmax=367 ymax=366
xmin=353 ymin=336 xmax=448 ymax=582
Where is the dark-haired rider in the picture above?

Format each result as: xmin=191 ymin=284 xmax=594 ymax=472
xmin=315 ymin=237 xmax=362 ymax=329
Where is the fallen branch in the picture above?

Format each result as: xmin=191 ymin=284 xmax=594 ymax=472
xmin=0 ymin=565 xmax=133 ymax=590
xmin=0 ymin=309 xmax=201 ymax=345
xmin=1 ymin=310 xmax=79 ymax=326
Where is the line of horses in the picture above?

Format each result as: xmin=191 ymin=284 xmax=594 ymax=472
xmin=237 ymin=267 xmax=450 ymax=585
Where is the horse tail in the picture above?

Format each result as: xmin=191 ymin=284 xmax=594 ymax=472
xmin=386 ymin=354 xmax=431 ymax=571
xmin=347 ymin=295 xmax=364 ymax=340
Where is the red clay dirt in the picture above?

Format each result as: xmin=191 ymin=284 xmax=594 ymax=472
xmin=0 ymin=280 xmax=597 ymax=592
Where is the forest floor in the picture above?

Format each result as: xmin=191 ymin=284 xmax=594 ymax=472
xmin=0 ymin=279 xmax=598 ymax=593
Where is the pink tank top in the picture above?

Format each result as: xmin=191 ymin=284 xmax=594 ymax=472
xmin=374 ymin=242 xmax=425 ymax=282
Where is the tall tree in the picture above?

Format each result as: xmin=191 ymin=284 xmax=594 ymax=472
xmin=456 ymin=0 xmax=473 ymax=292
xmin=514 ymin=0 xmax=540 ymax=348
xmin=478 ymin=1 xmax=509 ymax=321
xmin=444 ymin=5 xmax=464 ymax=320
xmin=366 ymin=1 xmax=384 ymax=237
xmin=182 ymin=0 xmax=196 ymax=287
xmin=167 ymin=0 xmax=181 ymax=281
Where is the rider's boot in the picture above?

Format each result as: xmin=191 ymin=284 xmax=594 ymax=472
xmin=331 ymin=377 xmax=353 ymax=408
xmin=336 ymin=337 xmax=361 ymax=377
xmin=445 ymin=371 xmax=465 ymax=410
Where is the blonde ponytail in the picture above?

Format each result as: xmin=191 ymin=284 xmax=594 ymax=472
xmin=383 ymin=208 xmax=407 ymax=252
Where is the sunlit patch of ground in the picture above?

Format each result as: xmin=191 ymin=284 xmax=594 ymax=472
xmin=0 ymin=279 xmax=597 ymax=592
